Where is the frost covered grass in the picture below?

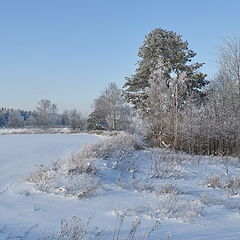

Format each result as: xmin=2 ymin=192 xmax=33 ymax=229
xmin=149 ymin=149 xmax=186 ymax=179
xmin=57 ymin=215 xmax=156 ymax=240
xmin=116 ymin=177 xmax=155 ymax=193
xmin=43 ymin=214 xmax=102 ymax=240
xmin=117 ymin=178 xmax=181 ymax=197
xmin=78 ymin=132 xmax=143 ymax=160
xmin=152 ymin=196 xmax=204 ymax=220
xmin=11 ymin=215 xmax=170 ymax=240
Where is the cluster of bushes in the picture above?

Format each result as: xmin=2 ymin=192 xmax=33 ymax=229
xmin=205 ymin=173 xmax=240 ymax=196
xmin=26 ymin=159 xmax=99 ymax=199
xmin=26 ymin=132 xmax=143 ymax=198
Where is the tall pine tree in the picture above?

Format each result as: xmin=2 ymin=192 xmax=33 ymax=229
xmin=123 ymin=28 xmax=208 ymax=110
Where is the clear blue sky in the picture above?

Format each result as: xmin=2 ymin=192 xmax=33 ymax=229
xmin=0 ymin=0 xmax=239 ymax=114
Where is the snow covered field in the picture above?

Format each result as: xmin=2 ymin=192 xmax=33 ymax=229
xmin=0 ymin=128 xmax=77 ymax=135
xmin=1 ymin=133 xmax=240 ymax=239
xmin=0 ymin=134 xmax=101 ymax=239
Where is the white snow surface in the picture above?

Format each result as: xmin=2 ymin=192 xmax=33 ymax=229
xmin=0 ymin=128 xmax=74 ymax=135
xmin=0 ymin=133 xmax=240 ymax=239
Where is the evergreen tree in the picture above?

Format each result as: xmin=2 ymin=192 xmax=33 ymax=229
xmin=87 ymin=111 xmax=107 ymax=131
xmin=123 ymin=28 xmax=208 ymax=110
xmin=0 ymin=109 xmax=8 ymax=127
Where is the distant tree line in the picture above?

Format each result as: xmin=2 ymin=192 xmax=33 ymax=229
xmin=0 ymin=100 xmax=84 ymax=130
xmin=0 ymin=84 xmax=134 ymax=132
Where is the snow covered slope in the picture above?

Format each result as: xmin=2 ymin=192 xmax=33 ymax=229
xmin=1 ymin=133 xmax=240 ymax=239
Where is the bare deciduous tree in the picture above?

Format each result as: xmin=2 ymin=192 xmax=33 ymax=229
xmin=7 ymin=110 xmax=24 ymax=128
xmin=36 ymin=99 xmax=58 ymax=127
xmin=68 ymin=109 xmax=83 ymax=130
xmin=88 ymin=83 xmax=133 ymax=131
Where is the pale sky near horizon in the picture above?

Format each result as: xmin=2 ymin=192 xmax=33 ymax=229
xmin=0 ymin=0 xmax=239 ymax=114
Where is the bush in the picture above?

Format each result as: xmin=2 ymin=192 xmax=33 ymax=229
xmin=26 ymin=132 xmax=142 ymax=198
xmin=66 ymin=132 xmax=142 ymax=175
xmin=26 ymin=161 xmax=62 ymax=191
xmin=63 ymin=174 xmax=99 ymax=198
xmin=225 ymin=175 xmax=240 ymax=196
xmin=67 ymin=153 xmax=97 ymax=175
xmin=155 ymin=184 xmax=181 ymax=196
xmin=76 ymin=132 xmax=142 ymax=164
xmin=57 ymin=215 xmax=101 ymax=240
xmin=205 ymin=174 xmax=223 ymax=189
xmin=27 ymin=161 xmax=99 ymax=198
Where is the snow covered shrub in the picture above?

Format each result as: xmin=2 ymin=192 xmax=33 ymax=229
xmin=155 ymin=184 xmax=181 ymax=196
xmin=67 ymin=153 xmax=97 ymax=175
xmin=62 ymin=174 xmax=99 ymax=198
xmin=79 ymin=132 xmax=142 ymax=161
xmin=26 ymin=164 xmax=55 ymax=191
xmin=89 ymin=130 xmax=120 ymax=137
xmin=205 ymin=174 xmax=223 ymax=189
xmin=27 ymin=161 xmax=99 ymax=198
xmin=152 ymin=196 xmax=204 ymax=220
xmin=149 ymin=149 xmax=185 ymax=179
xmin=26 ymin=164 xmax=48 ymax=184
xmin=57 ymin=215 xmax=101 ymax=240
xmin=225 ymin=175 xmax=240 ymax=196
